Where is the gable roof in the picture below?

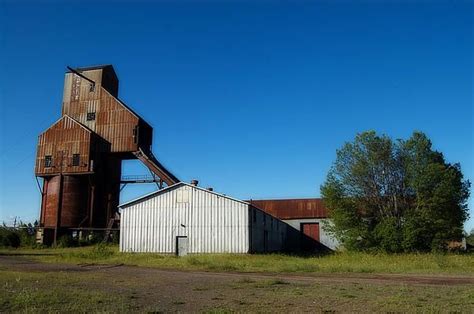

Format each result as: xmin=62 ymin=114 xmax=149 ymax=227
xmin=39 ymin=115 xmax=93 ymax=136
xmin=119 ymin=182 xmax=250 ymax=209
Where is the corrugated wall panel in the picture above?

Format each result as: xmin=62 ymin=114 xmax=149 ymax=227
xmin=249 ymin=199 xmax=329 ymax=219
xmin=249 ymin=207 xmax=288 ymax=253
xmin=35 ymin=116 xmax=93 ymax=175
xmin=120 ymin=185 xmax=250 ymax=254
xmin=62 ymin=76 xmax=139 ymax=153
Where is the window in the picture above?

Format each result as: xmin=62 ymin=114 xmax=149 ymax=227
xmin=45 ymin=155 xmax=52 ymax=168
xmin=86 ymin=112 xmax=96 ymax=121
xmin=133 ymin=125 xmax=139 ymax=144
xmin=176 ymin=189 xmax=189 ymax=203
xmin=72 ymin=154 xmax=80 ymax=166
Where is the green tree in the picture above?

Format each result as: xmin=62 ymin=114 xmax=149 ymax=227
xmin=321 ymin=131 xmax=470 ymax=252
xmin=467 ymin=229 xmax=474 ymax=247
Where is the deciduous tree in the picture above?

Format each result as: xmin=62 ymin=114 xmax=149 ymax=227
xmin=321 ymin=131 xmax=470 ymax=252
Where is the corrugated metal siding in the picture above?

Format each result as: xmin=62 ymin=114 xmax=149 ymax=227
xmin=35 ymin=116 xmax=92 ymax=175
xmin=120 ymin=185 xmax=250 ymax=253
xmin=249 ymin=199 xmax=328 ymax=219
xmin=96 ymin=88 xmax=138 ymax=153
xmin=249 ymin=206 xmax=288 ymax=253
xmin=62 ymin=70 xmax=139 ymax=153
xmin=41 ymin=175 xmax=89 ymax=228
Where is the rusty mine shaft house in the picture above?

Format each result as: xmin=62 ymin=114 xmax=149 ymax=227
xmin=35 ymin=65 xmax=339 ymax=252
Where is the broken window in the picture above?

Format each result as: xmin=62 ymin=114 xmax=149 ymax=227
xmin=45 ymin=155 xmax=52 ymax=168
xmin=72 ymin=154 xmax=80 ymax=166
xmin=86 ymin=112 xmax=96 ymax=121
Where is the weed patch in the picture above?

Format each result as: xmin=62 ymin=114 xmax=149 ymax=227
xmin=2 ymin=246 xmax=473 ymax=275
xmin=269 ymin=279 xmax=289 ymax=285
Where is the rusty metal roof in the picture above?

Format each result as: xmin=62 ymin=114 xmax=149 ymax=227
xmin=248 ymin=198 xmax=329 ymax=219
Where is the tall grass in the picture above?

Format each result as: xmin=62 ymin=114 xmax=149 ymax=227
xmin=3 ymin=245 xmax=473 ymax=275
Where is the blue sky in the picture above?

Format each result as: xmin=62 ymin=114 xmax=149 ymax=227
xmin=0 ymin=1 xmax=473 ymax=231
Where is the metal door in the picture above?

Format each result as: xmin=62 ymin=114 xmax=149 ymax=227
xmin=302 ymin=223 xmax=320 ymax=242
xmin=176 ymin=236 xmax=188 ymax=256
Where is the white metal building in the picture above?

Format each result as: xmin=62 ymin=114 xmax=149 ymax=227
xmin=119 ymin=182 xmax=294 ymax=254
xmin=248 ymin=199 xmax=340 ymax=251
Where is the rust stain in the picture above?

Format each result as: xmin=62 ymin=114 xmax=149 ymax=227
xmin=249 ymin=199 xmax=329 ymax=219
xmin=35 ymin=65 xmax=178 ymax=238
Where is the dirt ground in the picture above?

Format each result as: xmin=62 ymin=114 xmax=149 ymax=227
xmin=1 ymin=255 xmax=474 ymax=312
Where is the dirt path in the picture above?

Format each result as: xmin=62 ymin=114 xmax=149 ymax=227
xmin=1 ymin=255 xmax=474 ymax=312
xmin=1 ymin=255 xmax=473 ymax=286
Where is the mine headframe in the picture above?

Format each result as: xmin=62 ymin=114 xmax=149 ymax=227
xmin=34 ymin=65 xmax=179 ymax=245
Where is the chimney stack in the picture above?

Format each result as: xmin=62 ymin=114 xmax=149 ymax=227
xmin=190 ymin=179 xmax=199 ymax=186
xmin=207 ymin=187 xmax=213 ymax=191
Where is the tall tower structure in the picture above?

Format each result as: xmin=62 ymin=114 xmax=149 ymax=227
xmin=35 ymin=65 xmax=178 ymax=244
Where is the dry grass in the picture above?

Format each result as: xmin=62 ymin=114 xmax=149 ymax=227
xmin=1 ymin=245 xmax=473 ymax=275
xmin=1 ymin=268 xmax=473 ymax=312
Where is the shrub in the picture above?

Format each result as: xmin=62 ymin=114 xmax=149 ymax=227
xmin=18 ymin=223 xmax=37 ymax=247
xmin=56 ymin=235 xmax=77 ymax=248
xmin=88 ymin=243 xmax=115 ymax=259
xmin=374 ymin=218 xmax=402 ymax=253
xmin=0 ymin=227 xmax=21 ymax=248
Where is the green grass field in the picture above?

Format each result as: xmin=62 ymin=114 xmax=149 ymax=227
xmin=2 ymin=245 xmax=473 ymax=274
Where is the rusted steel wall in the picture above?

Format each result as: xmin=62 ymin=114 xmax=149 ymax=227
xmin=36 ymin=65 xmax=177 ymax=236
xmin=96 ymin=88 xmax=139 ymax=152
xmin=61 ymin=68 xmax=141 ymax=153
xmin=35 ymin=116 xmax=93 ymax=176
xmin=40 ymin=160 xmax=121 ymax=229
xmin=42 ymin=176 xmax=58 ymax=227
xmin=62 ymin=66 xmax=118 ymax=104
xmin=94 ymin=156 xmax=122 ymax=227
xmin=60 ymin=176 xmax=89 ymax=227
xmin=41 ymin=175 xmax=89 ymax=228
xmin=249 ymin=199 xmax=329 ymax=219
xmin=61 ymin=69 xmax=102 ymax=114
